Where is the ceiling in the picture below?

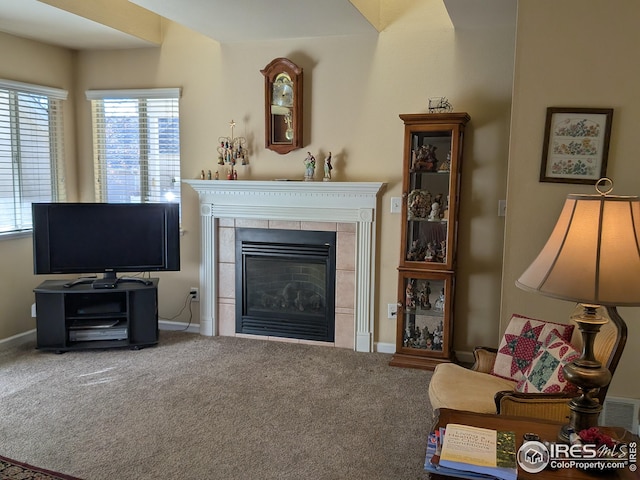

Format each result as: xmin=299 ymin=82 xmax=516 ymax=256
xmin=0 ymin=0 xmax=516 ymax=51
xmin=0 ymin=0 xmax=377 ymax=50
xmin=129 ymin=0 xmax=379 ymax=44
xmin=0 ymin=0 xmax=156 ymax=49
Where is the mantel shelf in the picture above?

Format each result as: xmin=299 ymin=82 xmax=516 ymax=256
xmin=183 ymin=179 xmax=385 ymax=199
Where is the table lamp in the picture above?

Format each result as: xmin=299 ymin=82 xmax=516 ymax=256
xmin=516 ymin=178 xmax=638 ymax=442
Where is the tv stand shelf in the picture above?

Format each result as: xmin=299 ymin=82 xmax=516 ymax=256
xmin=33 ymin=279 xmax=159 ymax=353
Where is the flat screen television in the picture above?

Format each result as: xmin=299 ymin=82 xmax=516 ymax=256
xmin=32 ymin=202 xmax=180 ymax=288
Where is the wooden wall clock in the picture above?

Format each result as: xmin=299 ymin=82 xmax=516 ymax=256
xmin=260 ymin=57 xmax=303 ymax=154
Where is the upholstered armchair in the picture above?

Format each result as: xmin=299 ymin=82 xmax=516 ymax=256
xmin=428 ymin=308 xmax=627 ymax=422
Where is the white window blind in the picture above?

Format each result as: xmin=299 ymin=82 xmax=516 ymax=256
xmin=0 ymin=79 xmax=67 ymax=234
xmin=87 ymin=88 xmax=181 ymax=205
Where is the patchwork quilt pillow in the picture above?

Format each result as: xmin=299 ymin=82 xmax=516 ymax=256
xmin=515 ymin=331 xmax=580 ymax=393
xmin=491 ymin=314 xmax=575 ymax=382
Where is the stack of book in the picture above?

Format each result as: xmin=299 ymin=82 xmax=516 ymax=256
xmin=424 ymin=423 xmax=518 ymax=480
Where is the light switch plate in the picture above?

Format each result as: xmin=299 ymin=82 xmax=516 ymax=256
xmin=390 ymin=197 xmax=401 ymax=214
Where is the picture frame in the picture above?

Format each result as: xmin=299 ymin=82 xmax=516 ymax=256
xmin=540 ymin=107 xmax=613 ymax=184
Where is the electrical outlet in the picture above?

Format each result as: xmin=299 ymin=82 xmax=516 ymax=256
xmin=387 ymin=303 xmax=398 ymax=319
xmin=190 ymin=287 xmax=199 ymax=302
xmin=498 ymin=199 xmax=507 ymax=217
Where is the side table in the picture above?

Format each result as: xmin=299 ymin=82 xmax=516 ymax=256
xmin=430 ymin=408 xmax=639 ymax=480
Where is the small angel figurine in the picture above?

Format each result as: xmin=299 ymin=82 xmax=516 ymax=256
xmin=428 ymin=201 xmax=441 ymax=221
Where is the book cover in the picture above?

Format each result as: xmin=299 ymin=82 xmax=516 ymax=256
xmin=437 ymin=423 xmax=517 ymax=480
xmin=424 ymin=430 xmax=501 ymax=480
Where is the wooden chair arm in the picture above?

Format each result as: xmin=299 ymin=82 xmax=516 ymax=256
xmin=495 ymin=390 xmax=574 ymax=423
xmin=471 ymin=346 xmax=498 ymax=373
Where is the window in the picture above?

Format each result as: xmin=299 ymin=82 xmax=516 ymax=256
xmin=0 ymin=79 xmax=67 ymax=235
xmin=86 ymin=88 xmax=181 ymax=205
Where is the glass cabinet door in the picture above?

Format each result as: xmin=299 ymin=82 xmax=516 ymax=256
xmin=396 ymin=271 xmax=454 ymax=365
xmin=404 ymin=129 xmax=454 ymax=269
xmin=399 ymin=115 xmax=468 ymax=272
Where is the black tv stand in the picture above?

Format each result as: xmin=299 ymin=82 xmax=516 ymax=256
xmin=34 ymin=279 xmax=159 ymax=352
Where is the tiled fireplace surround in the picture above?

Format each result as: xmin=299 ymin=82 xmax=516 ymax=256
xmin=183 ymin=180 xmax=385 ymax=352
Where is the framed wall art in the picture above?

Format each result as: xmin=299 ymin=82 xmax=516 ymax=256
xmin=540 ymin=107 xmax=613 ymax=184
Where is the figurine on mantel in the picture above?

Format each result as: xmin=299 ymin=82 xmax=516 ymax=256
xmin=323 ymin=152 xmax=333 ymax=181
xmin=304 ymin=152 xmax=316 ymax=181
xmin=227 ymin=165 xmax=238 ymax=180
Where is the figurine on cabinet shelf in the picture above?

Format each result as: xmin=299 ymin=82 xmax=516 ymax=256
xmin=411 ymin=144 xmax=438 ymax=172
xmin=404 ymin=327 xmax=411 ymax=347
xmin=425 ymin=242 xmax=437 ymax=262
xmin=405 ymin=280 xmax=416 ymax=311
xmin=419 ymin=281 xmax=431 ymax=310
xmin=408 ymin=189 xmax=432 ymax=220
xmin=304 ymin=152 xmax=316 ymax=181
xmin=438 ymin=151 xmax=451 ymax=173
xmin=432 ymin=320 xmax=444 ymax=349
xmin=441 ymin=194 xmax=450 ymax=221
xmin=428 ymin=201 xmax=441 ymax=221
xmin=437 ymin=241 xmax=446 ymax=263
xmin=323 ymin=152 xmax=332 ymax=181
xmin=434 ymin=289 xmax=446 ymax=312
xmin=407 ymin=240 xmax=423 ymax=261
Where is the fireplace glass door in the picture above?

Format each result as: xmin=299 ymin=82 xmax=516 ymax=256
xmin=236 ymin=228 xmax=336 ymax=342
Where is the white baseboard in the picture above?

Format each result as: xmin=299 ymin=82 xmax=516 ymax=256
xmin=158 ymin=320 xmax=200 ymax=333
xmin=375 ymin=342 xmax=395 ymax=354
xmin=0 ymin=329 xmax=36 ymax=349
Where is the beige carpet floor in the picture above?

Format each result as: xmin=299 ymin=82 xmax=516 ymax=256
xmin=0 ymin=330 xmax=434 ymax=479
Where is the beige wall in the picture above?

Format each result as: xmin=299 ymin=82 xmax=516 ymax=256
xmin=503 ymin=0 xmax=640 ymax=398
xmin=0 ymin=32 xmax=77 ymax=339
xmin=0 ymin=1 xmax=513 ymax=372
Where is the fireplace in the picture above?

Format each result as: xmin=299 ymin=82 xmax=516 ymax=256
xmin=183 ymin=180 xmax=385 ymax=352
xmin=235 ymin=228 xmax=336 ymax=342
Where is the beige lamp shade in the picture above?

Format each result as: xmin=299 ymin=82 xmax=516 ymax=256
xmin=516 ymin=193 xmax=640 ymax=306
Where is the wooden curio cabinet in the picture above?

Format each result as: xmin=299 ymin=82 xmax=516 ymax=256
xmin=390 ymin=113 xmax=470 ymax=370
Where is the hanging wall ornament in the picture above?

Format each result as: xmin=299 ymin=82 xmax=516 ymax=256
xmin=217 ymin=119 xmax=248 ymax=168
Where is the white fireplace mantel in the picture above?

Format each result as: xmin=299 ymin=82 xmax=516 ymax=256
xmin=183 ymin=180 xmax=386 ymax=352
